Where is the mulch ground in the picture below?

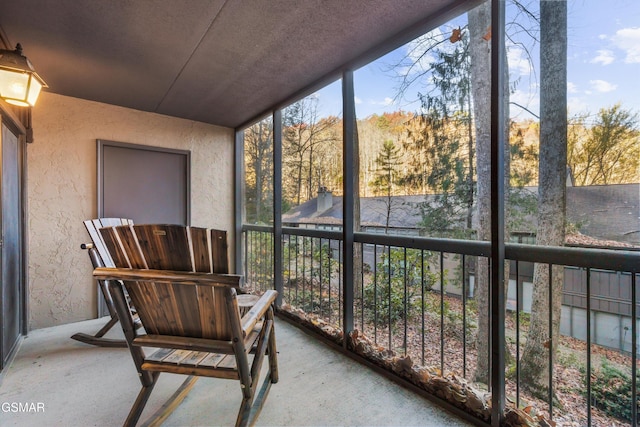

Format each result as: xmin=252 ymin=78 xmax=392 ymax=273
xmin=282 ymin=289 xmax=634 ymax=427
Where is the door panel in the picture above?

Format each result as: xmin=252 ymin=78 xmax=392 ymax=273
xmin=1 ymin=123 xmax=23 ymax=369
xmin=98 ymin=140 xmax=190 ymax=225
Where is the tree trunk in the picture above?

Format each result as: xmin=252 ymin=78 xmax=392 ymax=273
xmin=353 ymin=120 xmax=363 ymax=299
xmin=520 ymin=0 xmax=567 ymax=397
xmin=468 ymin=0 xmax=492 ymax=385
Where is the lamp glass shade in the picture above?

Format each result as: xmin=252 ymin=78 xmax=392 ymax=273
xmin=0 ymin=45 xmax=47 ymax=107
xmin=26 ymin=76 xmax=43 ymax=106
xmin=0 ymin=69 xmax=44 ymax=107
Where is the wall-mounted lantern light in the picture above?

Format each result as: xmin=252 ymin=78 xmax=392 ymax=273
xmin=0 ymin=43 xmax=47 ymax=107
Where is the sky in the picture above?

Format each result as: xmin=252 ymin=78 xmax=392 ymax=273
xmin=313 ymin=0 xmax=640 ymax=123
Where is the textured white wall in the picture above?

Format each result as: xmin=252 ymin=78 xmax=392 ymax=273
xmin=28 ymin=92 xmax=234 ymax=329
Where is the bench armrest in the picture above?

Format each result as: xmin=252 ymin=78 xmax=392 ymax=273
xmin=241 ymin=290 xmax=278 ymax=337
xmin=94 ymin=267 xmax=243 ymax=288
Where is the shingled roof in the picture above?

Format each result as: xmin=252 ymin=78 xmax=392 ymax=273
xmin=283 ymin=184 xmax=640 ymax=247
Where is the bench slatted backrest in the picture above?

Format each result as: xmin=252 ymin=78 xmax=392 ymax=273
xmin=83 ymin=218 xmax=133 ymax=268
xmin=99 ymin=224 xmax=236 ymax=340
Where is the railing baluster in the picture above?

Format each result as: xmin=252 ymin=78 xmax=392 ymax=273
xmin=422 ymin=249 xmax=426 ymax=366
xmin=302 ymin=236 xmax=306 ymax=309
xmin=374 ymin=244 xmax=378 ymax=345
xmin=327 ymin=238 xmax=331 ymax=324
xmin=361 ymin=243 xmax=365 ymax=331
xmin=403 ymin=247 xmax=408 ymax=356
xmin=515 ymin=259 xmax=520 ymax=408
xmin=488 ymin=258 xmax=492 ymax=392
xmin=295 ymin=236 xmax=299 ymax=304
xmin=288 ymin=235 xmax=292 ymax=302
xmin=244 ymin=231 xmax=248 ymax=280
xmin=440 ymin=251 xmax=444 ymax=374
xmin=388 ymin=245 xmax=392 ymax=352
xmin=309 ymin=236 xmax=312 ymax=306
xmin=632 ymin=271 xmax=637 ymax=426
xmin=462 ymin=253 xmax=467 ymax=379
xmin=586 ymin=267 xmax=592 ymax=427
xmin=548 ymin=263 xmax=553 ymax=419
xmin=339 ymin=239 xmax=343 ymax=330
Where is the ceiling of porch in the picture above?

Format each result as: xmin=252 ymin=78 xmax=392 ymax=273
xmin=0 ymin=0 xmax=472 ymax=128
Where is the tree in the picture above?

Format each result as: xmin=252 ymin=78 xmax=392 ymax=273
xmin=401 ymin=26 xmax=476 ymax=239
xmin=468 ymin=0 xmax=493 ymax=384
xmin=370 ymin=140 xmax=404 ymax=232
xmin=520 ymin=0 xmax=567 ymax=396
xmin=244 ymin=117 xmax=274 ymax=224
xmin=568 ymin=104 xmax=640 ymax=185
xmin=282 ymin=97 xmax=339 ymax=206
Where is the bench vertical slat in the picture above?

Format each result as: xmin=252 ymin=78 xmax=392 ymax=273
xmin=196 ymin=285 xmax=217 ymax=338
xmin=85 ymin=220 xmax=115 ymax=267
xmin=100 ymin=226 xmax=132 ymax=268
xmin=211 ymin=229 xmax=229 ymax=274
xmin=118 ymin=225 xmax=148 ymax=269
xmin=125 ymin=280 xmax=166 ymax=334
xmin=190 ymin=227 xmax=211 ymax=273
xmin=172 ymin=283 xmax=204 ymax=337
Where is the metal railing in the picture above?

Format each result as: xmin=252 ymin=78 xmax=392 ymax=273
xmin=242 ymin=224 xmax=640 ymax=426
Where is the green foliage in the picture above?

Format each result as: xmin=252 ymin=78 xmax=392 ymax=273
xmin=370 ymin=140 xmax=403 ymax=196
xmin=246 ymin=231 xmax=274 ymax=292
xmin=568 ymin=103 xmax=640 ymax=186
xmin=583 ymin=358 xmax=636 ymax=422
xmin=509 ymin=121 xmax=539 ymax=187
xmin=507 ymin=187 xmax=538 ymax=234
xmin=362 ymin=248 xmax=439 ymax=325
xmin=401 ymin=31 xmax=475 ymax=237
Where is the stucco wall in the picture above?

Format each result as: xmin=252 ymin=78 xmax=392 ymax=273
xmin=28 ymin=92 xmax=234 ymax=330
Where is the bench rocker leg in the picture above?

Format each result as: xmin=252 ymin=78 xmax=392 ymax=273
xmin=71 ymin=316 xmax=127 ymax=348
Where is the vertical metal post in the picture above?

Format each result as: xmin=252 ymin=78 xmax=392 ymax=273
xmin=234 ymin=129 xmax=245 ymax=275
xmin=342 ymin=70 xmax=355 ymax=343
xmin=273 ymin=110 xmax=283 ymax=306
xmin=490 ymin=0 xmax=506 ymax=425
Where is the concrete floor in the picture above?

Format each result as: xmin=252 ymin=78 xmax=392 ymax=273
xmin=0 ymin=317 xmax=474 ymax=427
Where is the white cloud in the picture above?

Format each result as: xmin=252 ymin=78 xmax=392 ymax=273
xmin=568 ymin=97 xmax=589 ymax=115
xmin=371 ymin=97 xmax=395 ymax=106
xmin=591 ymin=49 xmax=615 ymax=65
xmin=589 ymin=79 xmax=617 ymax=93
xmin=507 ymin=45 xmax=532 ymax=76
xmin=510 ymin=88 xmax=539 ymax=119
xmin=567 ymin=82 xmax=578 ymax=94
xmin=612 ymin=27 xmax=640 ymax=63
xmin=354 ymin=96 xmax=362 ymax=104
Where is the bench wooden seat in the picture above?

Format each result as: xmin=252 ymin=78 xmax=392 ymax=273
xmin=94 ymin=224 xmax=277 ymax=427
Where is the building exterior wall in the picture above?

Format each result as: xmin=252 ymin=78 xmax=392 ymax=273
xmin=28 ymin=92 xmax=234 ymax=329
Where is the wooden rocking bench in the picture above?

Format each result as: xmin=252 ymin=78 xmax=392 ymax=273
xmin=93 ymin=224 xmax=278 ymax=427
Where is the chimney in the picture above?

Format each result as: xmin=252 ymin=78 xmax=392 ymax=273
xmin=317 ymin=186 xmax=333 ymax=213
